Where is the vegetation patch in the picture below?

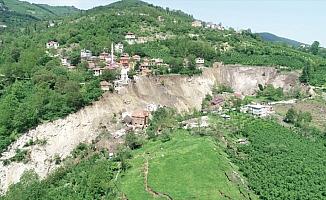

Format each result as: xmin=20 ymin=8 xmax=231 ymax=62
xmin=228 ymin=119 xmax=326 ymax=200
xmin=120 ymin=130 xmax=255 ymax=200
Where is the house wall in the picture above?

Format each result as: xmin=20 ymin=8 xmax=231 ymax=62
xmin=132 ymin=117 xmax=148 ymax=127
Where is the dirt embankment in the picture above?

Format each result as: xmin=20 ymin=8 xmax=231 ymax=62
xmin=214 ymin=63 xmax=300 ymax=95
xmin=0 ymin=64 xmax=300 ymax=193
xmin=0 ymin=71 xmax=215 ymax=193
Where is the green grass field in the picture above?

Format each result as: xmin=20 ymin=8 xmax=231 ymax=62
xmin=120 ymin=130 xmax=255 ymax=200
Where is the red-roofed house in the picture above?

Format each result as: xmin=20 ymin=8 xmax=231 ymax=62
xmin=132 ymin=110 xmax=150 ymax=128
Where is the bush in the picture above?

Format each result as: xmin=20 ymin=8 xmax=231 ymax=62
xmin=125 ymin=132 xmax=143 ymax=150
xmin=284 ymin=108 xmax=312 ymax=127
xmin=257 ymin=84 xmax=284 ymax=101
xmin=213 ymin=84 xmax=234 ymax=94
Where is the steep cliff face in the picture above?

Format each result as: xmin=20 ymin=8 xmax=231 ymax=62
xmin=0 ymin=65 xmax=300 ymax=193
xmin=214 ymin=64 xmax=300 ymax=95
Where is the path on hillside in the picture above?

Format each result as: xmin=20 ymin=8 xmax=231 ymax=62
xmin=143 ymin=155 xmax=173 ymax=200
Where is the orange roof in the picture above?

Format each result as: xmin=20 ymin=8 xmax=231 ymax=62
xmin=132 ymin=110 xmax=149 ymax=118
xmin=100 ymin=81 xmax=111 ymax=86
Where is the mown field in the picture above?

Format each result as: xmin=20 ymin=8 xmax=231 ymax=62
xmin=120 ymin=130 xmax=256 ymax=200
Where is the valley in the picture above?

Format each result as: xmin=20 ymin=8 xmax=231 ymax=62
xmin=0 ymin=0 xmax=325 ymax=199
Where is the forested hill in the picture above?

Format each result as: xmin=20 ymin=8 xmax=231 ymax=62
xmin=257 ymin=32 xmax=304 ymax=47
xmin=0 ymin=0 xmax=79 ymax=27
xmin=2 ymin=0 xmax=79 ymax=18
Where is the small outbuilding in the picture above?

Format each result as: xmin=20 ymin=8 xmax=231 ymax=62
xmin=131 ymin=110 xmax=150 ymax=128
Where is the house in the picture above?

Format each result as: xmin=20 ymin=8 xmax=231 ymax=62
xmin=61 ymin=57 xmax=70 ymax=66
xmin=100 ymin=81 xmax=111 ymax=91
xmin=125 ymin=32 xmax=136 ymax=44
xmin=0 ymin=24 xmax=7 ymax=28
xmin=211 ymin=96 xmax=224 ymax=106
xmin=158 ymin=16 xmax=164 ymax=22
xmin=131 ymin=110 xmax=150 ymax=128
xmin=192 ymin=20 xmax=202 ymax=27
xmin=119 ymin=54 xmax=130 ymax=67
xmin=242 ymin=104 xmax=274 ymax=117
xmin=81 ymin=49 xmax=92 ymax=60
xmin=132 ymin=55 xmax=141 ymax=62
xmin=195 ymin=57 xmax=205 ymax=64
xmin=140 ymin=66 xmax=152 ymax=76
xmin=206 ymin=22 xmax=217 ymax=29
xmin=93 ymin=67 xmax=103 ymax=76
xmin=195 ymin=58 xmax=205 ymax=67
xmin=154 ymin=58 xmax=164 ymax=66
xmin=217 ymin=23 xmax=225 ymax=31
xmin=48 ymin=21 xmax=55 ymax=27
xmin=142 ymin=58 xmax=150 ymax=66
xmin=149 ymin=58 xmax=164 ymax=66
xmin=99 ymin=52 xmax=109 ymax=60
xmin=114 ymin=43 xmax=124 ymax=54
xmin=46 ymin=41 xmax=59 ymax=49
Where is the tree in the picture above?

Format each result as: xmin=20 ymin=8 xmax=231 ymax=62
xmin=284 ymin=108 xmax=296 ymax=124
xmin=300 ymin=65 xmax=311 ymax=83
xmin=125 ymin=132 xmax=142 ymax=150
xmin=296 ymin=111 xmax=312 ymax=127
xmin=310 ymin=41 xmax=320 ymax=55
xmin=101 ymin=69 xmax=119 ymax=82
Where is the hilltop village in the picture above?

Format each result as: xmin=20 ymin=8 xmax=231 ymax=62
xmin=44 ymin=18 xmax=281 ymax=133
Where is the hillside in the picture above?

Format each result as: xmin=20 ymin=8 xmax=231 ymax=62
xmin=0 ymin=0 xmax=324 ymax=162
xmin=120 ymin=131 xmax=257 ymax=199
xmin=2 ymin=0 xmax=79 ymax=19
xmin=0 ymin=0 xmax=79 ymax=27
xmin=0 ymin=0 xmax=325 ymax=199
xmin=257 ymin=32 xmax=304 ymax=47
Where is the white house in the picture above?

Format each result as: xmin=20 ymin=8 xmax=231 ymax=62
xmin=48 ymin=21 xmax=55 ymax=28
xmin=242 ymin=104 xmax=274 ymax=117
xmin=132 ymin=55 xmax=141 ymax=62
xmin=93 ymin=67 xmax=103 ymax=76
xmin=114 ymin=43 xmax=124 ymax=54
xmin=158 ymin=16 xmax=164 ymax=22
xmin=125 ymin=32 xmax=136 ymax=45
xmin=206 ymin=22 xmax=217 ymax=29
xmin=61 ymin=57 xmax=70 ymax=66
xmin=46 ymin=41 xmax=59 ymax=49
xmin=217 ymin=23 xmax=225 ymax=31
xmin=195 ymin=57 xmax=205 ymax=65
xmin=0 ymin=24 xmax=7 ymax=28
xmin=191 ymin=20 xmax=202 ymax=28
xmin=81 ymin=49 xmax=92 ymax=60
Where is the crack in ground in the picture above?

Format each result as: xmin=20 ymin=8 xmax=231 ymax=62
xmin=143 ymin=155 xmax=173 ymax=200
